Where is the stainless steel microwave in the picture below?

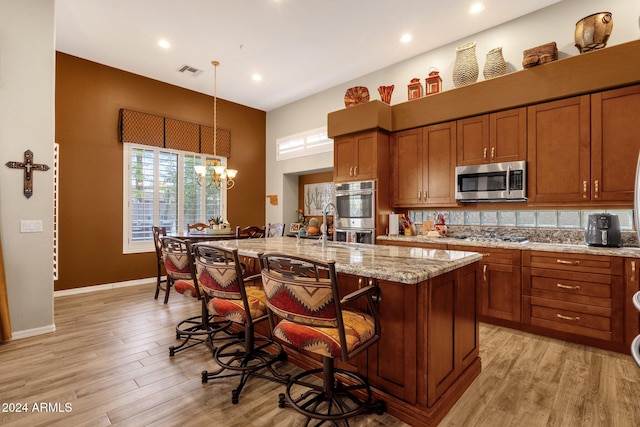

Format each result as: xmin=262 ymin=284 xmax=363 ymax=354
xmin=455 ymin=160 xmax=527 ymax=202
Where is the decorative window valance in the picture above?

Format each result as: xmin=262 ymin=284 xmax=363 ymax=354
xmin=118 ymin=108 xmax=231 ymax=158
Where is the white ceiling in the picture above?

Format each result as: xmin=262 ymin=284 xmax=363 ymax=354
xmin=55 ymin=0 xmax=561 ymax=112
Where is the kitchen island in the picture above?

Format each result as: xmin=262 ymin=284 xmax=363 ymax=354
xmin=204 ymin=237 xmax=482 ymax=426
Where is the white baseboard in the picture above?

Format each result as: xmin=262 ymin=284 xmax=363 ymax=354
xmin=11 ymin=324 xmax=57 ymax=340
xmin=54 ymin=277 xmax=158 ymax=297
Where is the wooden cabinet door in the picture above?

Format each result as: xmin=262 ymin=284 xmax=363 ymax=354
xmin=336 ymin=273 xmax=368 ymax=374
xmin=423 ymin=121 xmax=457 ymax=205
xmin=354 ymin=133 xmax=377 ymax=180
xmin=482 ymin=262 xmax=521 ymax=322
xmin=527 ymin=95 xmax=591 ymax=204
xmin=368 ymin=279 xmax=417 ymax=404
xmin=334 ymin=135 xmax=359 ymax=182
xmin=491 ymin=107 xmax=526 ymax=163
xmin=391 ymin=128 xmax=422 ymax=206
xmin=457 ymin=115 xmax=489 ymax=165
xmin=591 ymin=84 xmax=640 ymax=202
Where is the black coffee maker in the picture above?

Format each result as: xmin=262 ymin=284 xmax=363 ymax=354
xmin=585 ymin=213 xmax=622 ymax=247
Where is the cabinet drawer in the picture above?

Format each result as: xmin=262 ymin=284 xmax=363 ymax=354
xmin=528 ymin=296 xmax=621 ymax=341
xmin=523 ymin=251 xmax=622 ymax=275
xmin=530 ymin=268 xmax=612 ymax=298
xmin=448 ymin=244 xmax=520 ymax=266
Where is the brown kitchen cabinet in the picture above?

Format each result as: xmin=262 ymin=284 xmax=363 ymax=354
xmin=367 ymin=278 xmax=418 ymax=404
xmin=425 ymin=262 xmax=479 ymax=407
xmin=522 ymin=251 xmax=624 ymax=346
xmin=449 ymin=244 xmax=521 ymax=324
xmin=457 ymin=107 xmax=526 ymax=166
xmin=591 ymin=84 xmax=640 ymax=202
xmin=333 ymin=130 xmax=388 ymax=182
xmin=527 ymin=95 xmax=591 ymax=204
xmin=390 ymin=121 xmax=457 ymax=207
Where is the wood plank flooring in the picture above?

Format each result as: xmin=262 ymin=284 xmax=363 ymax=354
xmin=1 ymin=283 xmax=639 ymax=426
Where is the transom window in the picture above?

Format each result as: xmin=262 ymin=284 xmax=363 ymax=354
xmin=122 ymin=143 xmax=226 ymax=253
xmin=276 ymin=126 xmax=333 ymax=161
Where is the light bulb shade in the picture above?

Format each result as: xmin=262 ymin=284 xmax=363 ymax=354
xmin=213 ymin=165 xmax=226 ymax=175
xmin=194 ymin=165 xmax=207 ymax=177
xmin=226 ymin=169 xmax=238 ymax=179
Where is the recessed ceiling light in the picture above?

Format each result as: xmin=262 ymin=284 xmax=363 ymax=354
xmin=400 ymin=33 xmax=413 ymax=43
xmin=469 ymin=2 xmax=485 ymax=14
xmin=157 ymin=39 xmax=171 ymax=49
xmin=252 ymin=73 xmax=262 ymax=82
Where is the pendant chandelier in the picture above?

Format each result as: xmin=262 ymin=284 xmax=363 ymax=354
xmin=194 ymin=60 xmax=237 ymax=189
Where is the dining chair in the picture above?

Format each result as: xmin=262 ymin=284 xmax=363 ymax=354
xmin=161 ymin=236 xmax=233 ymax=357
xmin=235 ymin=225 xmax=266 ymax=275
xmin=259 ymin=253 xmax=385 ymax=425
xmin=188 ymin=222 xmax=210 ymax=232
xmin=152 ymin=226 xmax=170 ymax=303
xmin=193 ymin=244 xmax=289 ymax=404
xmin=266 ymin=223 xmax=285 ymax=237
xmin=235 ymin=225 xmax=266 ymax=238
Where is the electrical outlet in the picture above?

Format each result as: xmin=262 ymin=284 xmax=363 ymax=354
xmin=20 ymin=220 xmax=43 ymax=233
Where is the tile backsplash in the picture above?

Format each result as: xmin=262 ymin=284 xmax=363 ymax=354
xmin=409 ymin=209 xmax=635 ymax=230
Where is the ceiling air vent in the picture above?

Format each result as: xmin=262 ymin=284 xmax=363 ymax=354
xmin=177 ymin=65 xmax=203 ymax=77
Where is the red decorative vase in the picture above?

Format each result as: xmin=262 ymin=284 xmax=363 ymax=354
xmin=378 ymin=85 xmax=394 ymax=104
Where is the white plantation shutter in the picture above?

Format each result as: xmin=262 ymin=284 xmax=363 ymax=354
xmin=123 ymin=144 xmax=227 ymax=253
xmin=276 ymin=127 xmax=333 ymax=161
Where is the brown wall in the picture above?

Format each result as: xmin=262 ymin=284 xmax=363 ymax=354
xmin=55 ymin=52 xmax=266 ymax=290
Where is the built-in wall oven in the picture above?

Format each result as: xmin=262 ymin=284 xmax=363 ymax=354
xmin=333 ymin=180 xmax=375 ymax=244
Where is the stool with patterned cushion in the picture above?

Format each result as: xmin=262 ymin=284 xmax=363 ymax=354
xmin=161 ymin=237 xmax=234 ymax=357
xmin=193 ymin=244 xmax=289 ymax=404
xmin=259 ymin=253 xmax=385 ymax=425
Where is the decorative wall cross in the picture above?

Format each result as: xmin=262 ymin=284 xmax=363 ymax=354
xmin=5 ymin=150 xmax=50 ymax=199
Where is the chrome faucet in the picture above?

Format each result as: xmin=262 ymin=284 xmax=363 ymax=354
xmin=320 ymin=202 xmax=336 ymax=248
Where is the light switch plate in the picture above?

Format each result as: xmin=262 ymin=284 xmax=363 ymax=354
xmin=20 ymin=220 xmax=43 ymax=233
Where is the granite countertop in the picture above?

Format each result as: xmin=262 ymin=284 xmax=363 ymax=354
xmin=202 ymin=237 xmax=482 ymax=284
xmin=377 ymin=235 xmax=640 ymax=258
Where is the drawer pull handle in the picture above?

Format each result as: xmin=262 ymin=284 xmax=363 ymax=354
xmin=583 ymin=180 xmax=588 ymax=199
xmin=556 ymin=259 xmax=580 ymax=265
xmin=557 ymin=313 xmax=580 ymax=321
xmin=632 ymin=261 xmax=636 ymax=282
xmin=483 ymin=148 xmax=487 ymax=160
xmin=349 ymin=167 xmax=353 ymax=177
xmin=556 ymin=283 xmax=580 ymax=290
xmin=483 ymin=264 xmax=487 ymax=281
xmin=491 ymin=147 xmax=495 ymax=159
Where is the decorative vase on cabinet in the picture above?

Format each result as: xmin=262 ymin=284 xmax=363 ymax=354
xmin=483 ymin=47 xmax=507 ymax=79
xmin=453 ymin=41 xmax=479 ymax=88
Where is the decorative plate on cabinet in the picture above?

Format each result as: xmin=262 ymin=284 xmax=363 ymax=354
xmin=344 ymin=86 xmax=370 ymax=107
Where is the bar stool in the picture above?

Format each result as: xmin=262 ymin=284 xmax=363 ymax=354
xmin=259 ymin=253 xmax=385 ymax=425
xmin=161 ymin=237 xmax=233 ymax=357
xmin=631 ymin=290 xmax=640 ymax=368
xmin=192 ymin=244 xmax=289 ymax=404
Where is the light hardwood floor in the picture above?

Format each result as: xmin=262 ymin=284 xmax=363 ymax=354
xmin=0 ymin=283 xmax=639 ymax=426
